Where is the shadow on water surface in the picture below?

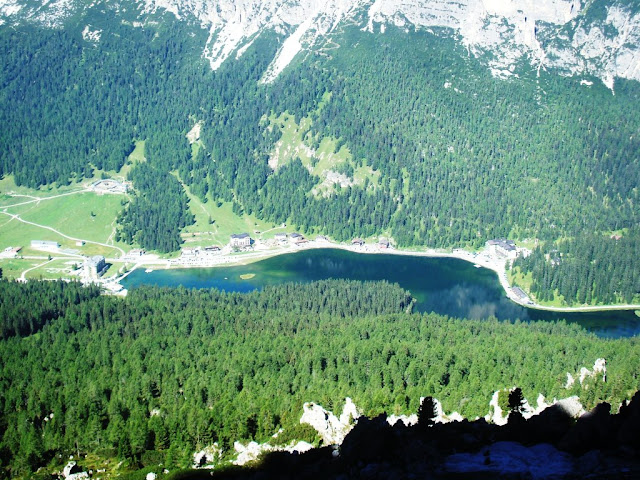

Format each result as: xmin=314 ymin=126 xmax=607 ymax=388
xmin=122 ymin=249 xmax=640 ymax=338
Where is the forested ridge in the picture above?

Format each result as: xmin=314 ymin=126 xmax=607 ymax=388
xmin=0 ymin=279 xmax=638 ymax=477
xmin=513 ymin=229 xmax=640 ymax=305
xmin=1 ymin=13 xmax=639 ymax=296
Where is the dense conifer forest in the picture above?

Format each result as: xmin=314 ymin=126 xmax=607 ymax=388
xmin=0 ymin=279 xmax=638 ymax=477
xmin=1 ymin=14 xmax=638 ymax=301
xmin=513 ymin=229 xmax=640 ymax=305
xmin=2 ymin=5 xmax=640 ymax=479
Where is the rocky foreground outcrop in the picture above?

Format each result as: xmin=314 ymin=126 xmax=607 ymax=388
xmin=182 ymin=390 xmax=640 ymax=479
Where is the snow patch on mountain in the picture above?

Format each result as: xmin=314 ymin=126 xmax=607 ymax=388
xmin=261 ymin=13 xmax=314 ymax=83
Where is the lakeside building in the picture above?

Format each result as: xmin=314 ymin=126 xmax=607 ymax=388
xmin=486 ymin=239 xmax=517 ymax=259
xmin=181 ymin=247 xmax=199 ymax=257
xmin=202 ymin=246 xmax=221 ymax=259
xmin=378 ymin=238 xmax=390 ymax=249
xmin=175 ymin=246 xmax=222 ymax=264
xmin=86 ymin=255 xmax=107 ymax=277
xmin=230 ymin=233 xmax=251 ymax=248
xmin=289 ymin=233 xmax=304 ymax=244
xmin=352 ymin=238 xmax=365 ymax=246
xmin=511 ymin=286 xmax=532 ymax=304
xmin=274 ymin=233 xmax=288 ymax=242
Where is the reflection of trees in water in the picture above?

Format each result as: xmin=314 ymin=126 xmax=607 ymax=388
xmin=430 ymin=283 xmax=529 ymax=321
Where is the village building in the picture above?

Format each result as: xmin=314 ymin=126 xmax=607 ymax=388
xmin=91 ymin=179 xmax=128 ymax=194
xmin=201 ymin=246 xmax=221 ymax=259
xmin=1 ymin=246 xmax=22 ymax=258
xmin=31 ymin=240 xmax=60 ymax=250
xmin=352 ymin=238 xmax=365 ymax=246
xmin=274 ymin=233 xmax=288 ymax=242
xmin=181 ymin=247 xmax=200 ymax=257
xmin=289 ymin=233 xmax=304 ymax=244
xmin=511 ymin=286 xmax=532 ymax=304
xmin=378 ymin=238 xmax=390 ymax=249
xmin=486 ymin=239 xmax=517 ymax=259
xmin=230 ymin=233 xmax=251 ymax=248
xmin=86 ymin=255 xmax=107 ymax=277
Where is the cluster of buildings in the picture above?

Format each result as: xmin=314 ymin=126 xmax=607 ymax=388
xmin=351 ymin=238 xmax=391 ymax=249
xmin=176 ymin=245 xmax=222 ymax=265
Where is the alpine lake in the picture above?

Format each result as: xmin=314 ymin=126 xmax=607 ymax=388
xmin=122 ymin=248 xmax=640 ymax=338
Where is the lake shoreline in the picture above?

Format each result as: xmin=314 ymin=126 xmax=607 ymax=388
xmin=108 ymin=240 xmax=640 ymax=316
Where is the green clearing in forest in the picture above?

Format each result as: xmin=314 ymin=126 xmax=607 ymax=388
xmin=508 ymin=266 xmax=569 ymax=308
xmin=181 ymin=183 xmax=280 ymax=247
xmin=268 ymin=111 xmax=380 ymax=196
xmin=118 ymin=139 xmax=146 ymax=179
xmin=0 ymin=175 xmax=129 ymax=262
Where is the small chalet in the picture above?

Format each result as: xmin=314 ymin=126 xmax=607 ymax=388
xmin=352 ymin=238 xmax=365 ymax=246
xmin=274 ymin=233 xmax=288 ymax=242
xmin=230 ymin=233 xmax=251 ymax=248
xmin=378 ymin=238 xmax=390 ymax=249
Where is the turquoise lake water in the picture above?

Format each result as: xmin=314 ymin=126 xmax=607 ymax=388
xmin=122 ymin=248 xmax=640 ymax=338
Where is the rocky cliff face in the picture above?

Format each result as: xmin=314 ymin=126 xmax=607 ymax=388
xmin=2 ymin=0 xmax=640 ymax=89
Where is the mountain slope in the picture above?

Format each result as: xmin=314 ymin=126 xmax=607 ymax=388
xmin=1 ymin=0 xmax=639 ymax=303
xmin=2 ymin=0 xmax=640 ymax=88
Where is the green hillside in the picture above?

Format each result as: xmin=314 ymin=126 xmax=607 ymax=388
xmin=1 ymin=14 xmax=638 ymax=300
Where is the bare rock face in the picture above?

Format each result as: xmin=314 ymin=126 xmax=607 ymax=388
xmin=232 ymin=439 xmax=313 ymax=465
xmin=300 ymin=397 xmax=360 ymax=445
xmin=193 ymin=442 xmax=222 ymax=468
xmin=2 ymin=0 xmax=639 ymax=88
xmin=487 ymin=388 xmax=586 ymax=426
